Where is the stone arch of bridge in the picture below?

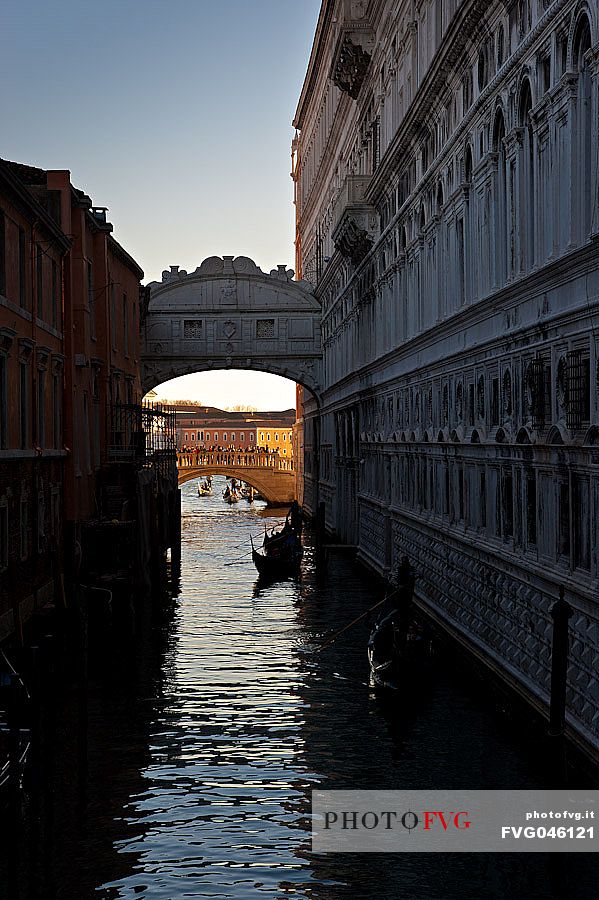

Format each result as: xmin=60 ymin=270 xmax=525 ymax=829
xmin=178 ymin=467 xmax=295 ymax=506
xmin=141 ymin=256 xmax=322 ymax=402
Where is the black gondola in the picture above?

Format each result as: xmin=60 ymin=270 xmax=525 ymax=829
xmin=367 ymin=559 xmax=430 ymax=690
xmin=368 ymin=609 xmax=402 ymax=690
xmin=251 ymin=532 xmax=303 ymax=579
xmin=368 ymin=610 xmax=428 ymax=690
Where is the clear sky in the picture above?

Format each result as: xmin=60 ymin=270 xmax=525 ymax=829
xmin=1 ymin=0 xmax=321 ymax=410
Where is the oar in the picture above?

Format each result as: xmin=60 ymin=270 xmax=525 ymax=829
xmin=224 ymin=548 xmax=254 ymax=566
xmin=316 ymin=598 xmax=386 ymax=652
xmin=316 ymin=587 xmax=401 ymax=652
xmin=229 ymin=532 xmax=270 ymax=551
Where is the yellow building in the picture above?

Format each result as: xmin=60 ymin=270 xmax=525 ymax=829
xmin=256 ymin=424 xmax=293 ymax=457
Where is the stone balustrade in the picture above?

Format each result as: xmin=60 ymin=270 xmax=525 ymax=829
xmin=177 ymin=450 xmax=294 ymax=472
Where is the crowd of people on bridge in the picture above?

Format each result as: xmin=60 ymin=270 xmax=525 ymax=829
xmin=177 ymin=445 xmax=293 ymax=470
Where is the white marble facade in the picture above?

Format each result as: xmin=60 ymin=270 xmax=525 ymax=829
xmin=293 ymin=1 xmax=599 ymax=756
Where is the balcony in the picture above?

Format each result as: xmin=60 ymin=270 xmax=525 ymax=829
xmin=332 ymin=175 xmax=379 ymax=267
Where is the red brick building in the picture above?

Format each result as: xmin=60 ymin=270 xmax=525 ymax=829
xmin=0 ymin=160 xmax=70 ymax=640
xmin=0 ymin=159 xmax=146 ymax=641
xmin=176 ymin=406 xmax=295 ymax=454
xmin=41 ymin=170 xmax=144 ymax=527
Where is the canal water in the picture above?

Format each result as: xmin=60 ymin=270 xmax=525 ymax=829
xmin=1 ymin=476 xmax=597 ymax=899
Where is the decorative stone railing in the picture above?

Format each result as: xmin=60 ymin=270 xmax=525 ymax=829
xmin=177 ymin=450 xmax=294 ymax=472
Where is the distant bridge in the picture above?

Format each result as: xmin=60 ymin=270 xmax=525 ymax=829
xmin=177 ymin=451 xmax=295 ymax=506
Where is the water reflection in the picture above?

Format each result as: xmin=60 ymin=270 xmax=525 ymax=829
xmin=1 ymin=476 xmax=596 ymax=899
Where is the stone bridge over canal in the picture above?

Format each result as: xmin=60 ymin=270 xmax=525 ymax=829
xmin=177 ymin=450 xmax=296 ymax=506
xmin=141 ymin=256 xmax=322 ymax=400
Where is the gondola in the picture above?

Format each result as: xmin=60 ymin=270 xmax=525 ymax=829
xmin=0 ymin=650 xmax=31 ymax=797
xmin=223 ymin=486 xmax=240 ymax=504
xmin=198 ymin=479 xmax=213 ymax=496
xmin=251 ymin=532 xmax=303 ymax=579
xmin=367 ymin=609 xmax=429 ymax=691
xmin=368 ymin=609 xmax=402 ymax=690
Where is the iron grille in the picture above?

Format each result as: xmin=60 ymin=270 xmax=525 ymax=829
xmin=491 ymin=378 xmax=499 ymax=426
xmin=108 ymin=403 xmax=143 ymax=459
xmin=529 ymin=358 xmax=546 ymax=429
xmin=108 ymin=402 xmax=177 ymax=480
xmin=566 ymin=351 xmax=589 ymax=430
xmin=442 ymin=384 xmax=448 ymax=425
xmin=468 ymin=383 xmax=475 ymax=426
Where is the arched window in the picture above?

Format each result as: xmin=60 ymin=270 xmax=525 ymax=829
xmin=502 ymin=369 xmax=512 ymax=418
xmin=419 ymin=204 xmax=426 ymax=231
xmin=477 ymin=375 xmax=486 ymax=420
xmin=464 ymin=145 xmax=473 ymax=183
xmin=518 ymin=0 xmax=531 ymax=41
xmin=497 ymin=24 xmax=505 ymax=67
xmin=518 ymin=77 xmax=533 ymax=123
xmin=518 ymin=78 xmax=535 ymax=271
xmin=436 ymin=181 xmax=444 ymax=214
xmin=478 ymin=47 xmax=488 ymax=92
xmin=492 ymin=108 xmax=506 ymax=153
xmin=462 ymin=69 xmax=473 ymax=112
xmin=440 ymin=111 xmax=448 ymax=146
xmin=573 ymin=15 xmax=592 ymax=239
xmin=492 ymin=108 xmax=507 ymax=282
xmin=456 ymin=382 xmax=464 ymax=422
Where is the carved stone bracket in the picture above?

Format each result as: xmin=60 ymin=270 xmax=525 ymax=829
xmin=332 ymin=175 xmax=379 ymax=266
xmin=0 ymin=327 xmax=16 ymax=353
xmin=35 ymin=346 xmax=51 ymax=370
xmin=331 ymin=34 xmax=372 ymax=100
xmin=333 ymin=216 xmax=374 ymax=266
xmin=18 ymin=338 xmax=34 ymax=362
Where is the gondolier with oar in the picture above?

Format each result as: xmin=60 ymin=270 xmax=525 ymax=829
xmin=285 ymin=500 xmax=302 ymax=535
